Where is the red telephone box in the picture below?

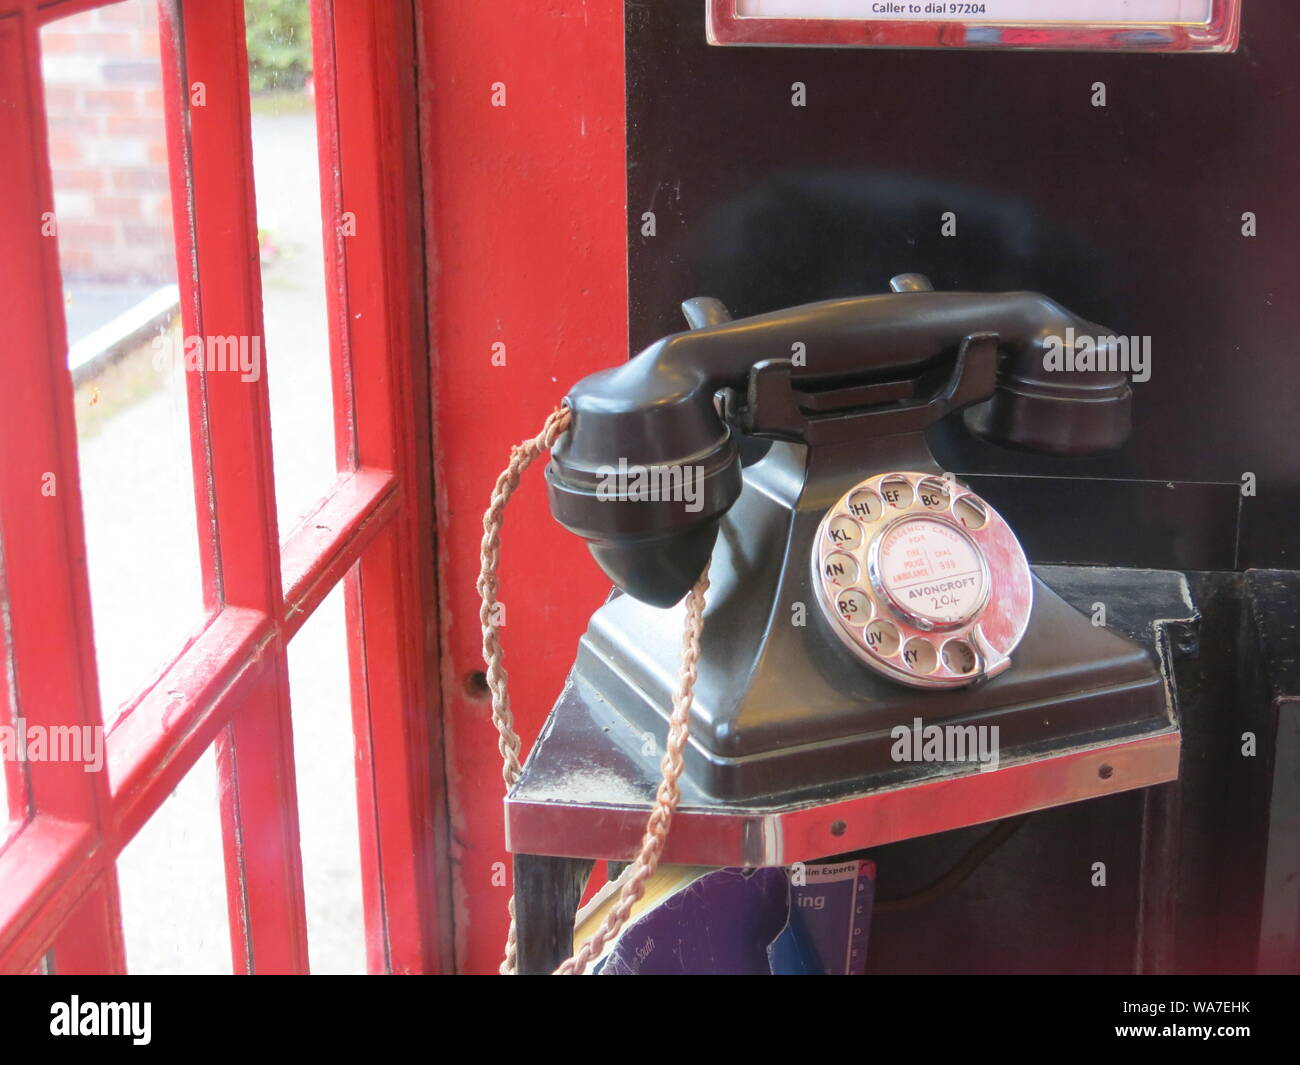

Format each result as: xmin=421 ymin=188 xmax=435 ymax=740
xmin=1 ymin=0 xmax=1292 ymax=981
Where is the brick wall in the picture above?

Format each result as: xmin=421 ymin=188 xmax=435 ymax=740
xmin=41 ymin=0 xmax=175 ymax=284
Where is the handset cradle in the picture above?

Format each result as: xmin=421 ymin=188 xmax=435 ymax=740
xmin=547 ymin=275 xmax=1133 ymax=609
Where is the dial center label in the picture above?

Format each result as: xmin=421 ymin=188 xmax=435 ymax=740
xmin=877 ymin=517 xmax=986 ymax=624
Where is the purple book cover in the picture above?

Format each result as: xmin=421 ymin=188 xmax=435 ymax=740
xmin=596 ymin=860 xmax=875 ymax=975
xmin=597 ymin=868 xmax=790 ymax=975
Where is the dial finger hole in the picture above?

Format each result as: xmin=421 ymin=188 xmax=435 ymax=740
xmin=954 ymin=496 xmax=987 ymax=531
xmin=901 ymin=637 xmax=939 ymax=674
xmin=846 ymin=488 xmax=884 ymax=523
xmin=941 ymin=639 xmax=979 ymax=676
xmin=822 ymin=551 xmax=860 ymax=587
xmin=863 ymin=618 xmax=900 ymax=656
xmin=917 ymin=476 xmax=951 ymax=512
xmin=835 ymin=588 xmax=873 ymax=626
xmin=826 ymin=514 xmax=863 ymax=549
xmin=880 ymin=476 xmax=914 ymax=510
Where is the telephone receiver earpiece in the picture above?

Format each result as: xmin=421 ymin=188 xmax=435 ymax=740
xmin=546 ymin=275 xmax=1133 ymax=607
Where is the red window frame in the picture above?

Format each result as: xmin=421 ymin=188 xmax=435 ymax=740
xmin=0 ymin=0 xmax=450 ymax=974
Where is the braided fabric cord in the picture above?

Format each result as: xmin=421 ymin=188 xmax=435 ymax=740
xmin=478 ymin=405 xmax=710 ymax=975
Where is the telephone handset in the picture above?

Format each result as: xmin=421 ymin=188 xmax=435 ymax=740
xmin=547 ymin=273 xmax=1130 ymax=690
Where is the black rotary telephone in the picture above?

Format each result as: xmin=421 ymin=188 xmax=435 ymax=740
xmin=542 ymin=275 xmax=1166 ymax=801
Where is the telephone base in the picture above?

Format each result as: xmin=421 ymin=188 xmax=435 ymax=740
xmin=506 ymin=565 xmax=1192 ymax=865
xmin=577 ymin=568 xmax=1179 ymax=802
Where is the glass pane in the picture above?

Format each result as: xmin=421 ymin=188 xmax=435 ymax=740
xmin=287 ymin=579 xmax=366 ymax=974
xmin=117 ymin=744 xmax=232 ymax=974
xmin=41 ymin=0 xmax=205 ymax=722
xmin=245 ymin=0 xmax=342 ymax=538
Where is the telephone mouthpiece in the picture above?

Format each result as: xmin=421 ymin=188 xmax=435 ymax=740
xmin=546 ymin=420 xmax=741 ymax=607
xmin=585 ymin=525 xmax=723 ymax=609
xmin=545 ymin=364 xmax=742 ymax=607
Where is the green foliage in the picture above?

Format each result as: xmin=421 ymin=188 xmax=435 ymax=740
xmin=245 ymin=0 xmax=312 ymax=94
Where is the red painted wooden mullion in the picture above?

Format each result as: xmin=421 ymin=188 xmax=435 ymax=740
xmin=0 ymin=818 xmax=101 ymax=971
xmin=308 ymin=0 xmax=356 ymax=478
xmin=157 ymin=0 xmax=223 ymax=612
xmin=48 ymin=875 xmax=125 ymax=974
xmin=315 ymin=0 xmax=452 ymax=974
xmin=175 ymin=0 xmax=308 ymax=975
xmin=0 ymin=2 xmax=124 ymax=974
xmin=0 ymin=548 xmax=30 ymax=837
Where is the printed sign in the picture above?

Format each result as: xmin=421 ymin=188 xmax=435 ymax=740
xmin=736 ymin=1 xmax=1213 ymax=22
xmin=709 ymin=0 xmax=1239 ymax=51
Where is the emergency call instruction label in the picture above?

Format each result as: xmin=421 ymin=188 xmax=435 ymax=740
xmin=736 ymin=1 xmax=1213 ymax=23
